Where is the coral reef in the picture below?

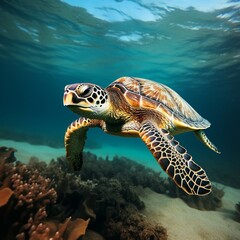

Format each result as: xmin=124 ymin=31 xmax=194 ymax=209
xmin=0 ymin=147 xmax=167 ymax=240
xmin=1 ymin=144 xmax=225 ymax=239
xmin=81 ymin=152 xmax=169 ymax=194
xmin=30 ymin=157 xmax=167 ymax=239
xmin=0 ymin=147 xmax=89 ymax=240
xmin=80 ymin=152 xmax=224 ymax=211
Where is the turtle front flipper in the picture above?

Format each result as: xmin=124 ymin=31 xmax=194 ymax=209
xmin=139 ymin=121 xmax=211 ymax=196
xmin=65 ymin=117 xmax=101 ymax=171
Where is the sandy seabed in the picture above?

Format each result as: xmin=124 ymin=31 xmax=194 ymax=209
xmin=138 ymin=187 xmax=240 ymax=240
xmin=0 ymin=138 xmax=240 ymax=240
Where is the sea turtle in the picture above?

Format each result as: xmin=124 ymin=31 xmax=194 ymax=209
xmin=63 ymin=77 xmax=220 ymax=196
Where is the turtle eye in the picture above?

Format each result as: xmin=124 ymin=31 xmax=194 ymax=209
xmin=81 ymin=87 xmax=91 ymax=96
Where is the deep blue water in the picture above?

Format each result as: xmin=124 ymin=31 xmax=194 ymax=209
xmin=0 ymin=0 xmax=240 ymax=187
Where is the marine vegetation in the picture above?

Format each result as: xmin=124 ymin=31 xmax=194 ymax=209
xmin=0 ymin=147 xmax=89 ymax=240
xmin=81 ymin=152 xmax=224 ymax=211
xmin=0 ymin=147 xmax=167 ymax=240
xmin=0 ymin=145 xmax=225 ymax=239
xmin=80 ymin=153 xmax=168 ymax=194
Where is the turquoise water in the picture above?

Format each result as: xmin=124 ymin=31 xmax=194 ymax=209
xmin=0 ymin=0 xmax=240 ymax=187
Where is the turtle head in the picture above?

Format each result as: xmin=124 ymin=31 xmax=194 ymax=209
xmin=63 ymin=83 xmax=110 ymax=118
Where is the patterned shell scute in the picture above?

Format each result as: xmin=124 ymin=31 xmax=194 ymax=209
xmin=111 ymin=77 xmax=210 ymax=129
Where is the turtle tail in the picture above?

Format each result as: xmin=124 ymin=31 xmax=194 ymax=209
xmin=194 ymin=130 xmax=220 ymax=154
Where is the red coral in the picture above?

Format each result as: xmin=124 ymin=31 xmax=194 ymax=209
xmin=0 ymin=147 xmax=90 ymax=240
xmin=11 ymin=164 xmax=57 ymax=209
xmin=0 ymin=147 xmax=55 ymax=239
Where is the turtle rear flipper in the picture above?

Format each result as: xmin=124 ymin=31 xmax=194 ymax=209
xmin=139 ymin=121 xmax=211 ymax=196
xmin=194 ymin=130 xmax=220 ymax=154
xmin=65 ymin=117 xmax=101 ymax=171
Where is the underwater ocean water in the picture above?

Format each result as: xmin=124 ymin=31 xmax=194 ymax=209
xmin=0 ymin=0 xmax=240 ymax=240
xmin=0 ymin=0 xmax=240 ymax=239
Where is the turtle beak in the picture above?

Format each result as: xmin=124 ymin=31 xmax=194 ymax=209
xmin=63 ymin=84 xmax=81 ymax=106
xmin=63 ymin=85 xmax=81 ymax=107
xmin=63 ymin=85 xmax=72 ymax=106
xmin=63 ymin=90 xmax=93 ymax=113
xmin=63 ymin=92 xmax=73 ymax=106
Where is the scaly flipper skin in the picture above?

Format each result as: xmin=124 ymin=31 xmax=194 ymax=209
xmin=64 ymin=117 xmax=101 ymax=171
xmin=139 ymin=121 xmax=211 ymax=196
xmin=194 ymin=130 xmax=220 ymax=154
